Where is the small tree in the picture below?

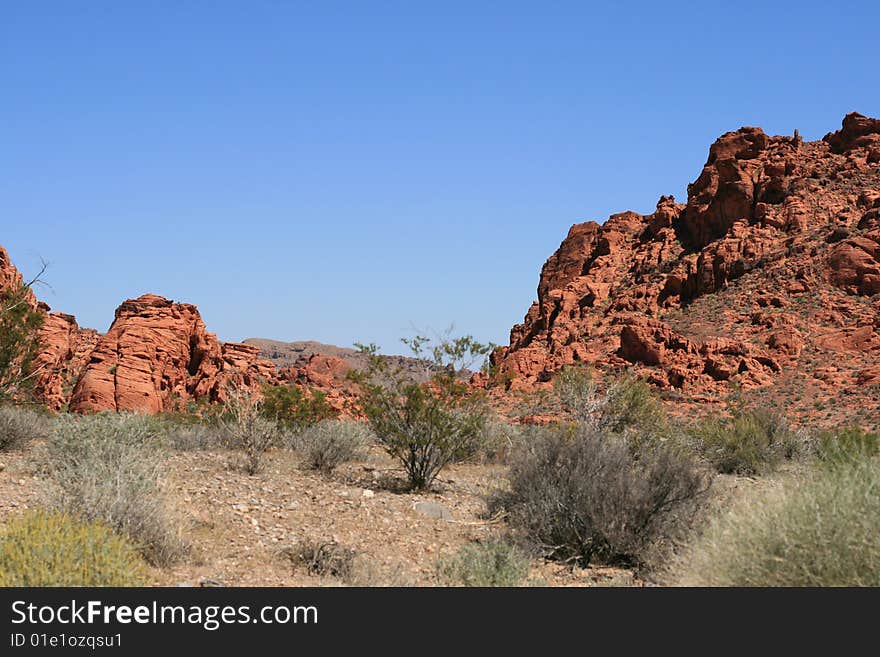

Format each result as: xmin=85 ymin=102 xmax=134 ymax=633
xmin=0 ymin=264 xmax=46 ymax=401
xmin=351 ymin=332 xmax=492 ymax=490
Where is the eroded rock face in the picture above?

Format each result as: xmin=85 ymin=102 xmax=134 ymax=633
xmin=279 ymin=354 xmax=359 ymax=414
xmin=492 ymin=113 xmax=880 ymax=421
xmin=33 ymin=312 xmax=100 ymax=411
xmin=68 ymin=295 xmax=279 ymax=413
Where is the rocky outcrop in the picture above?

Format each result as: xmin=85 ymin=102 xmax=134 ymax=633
xmin=492 ymin=113 xmax=880 ymax=423
xmin=2 ymin=245 xmax=362 ymax=413
xmin=0 ymin=246 xmax=34 ymax=302
xmin=32 ymin=312 xmax=100 ymax=410
xmin=279 ymin=354 xmax=359 ymax=414
xmin=0 ymin=246 xmax=97 ymax=408
xmin=823 ymin=112 xmax=880 ymax=154
xmin=67 ymin=294 xmax=279 ymax=413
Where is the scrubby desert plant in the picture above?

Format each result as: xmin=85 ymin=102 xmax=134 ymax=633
xmin=283 ymin=539 xmax=357 ymax=581
xmin=691 ymin=408 xmax=794 ymax=475
xmin=0 ymin=510 xmax=147 ymax=586
xmin=553 ymin=367 xmax=676 ymax=450
xmin=220 ymin=388 xmax=278 ymax=475
xmin=553 ymin=365 xmax=606 ymax=424
xmin=44 ymin=413 xmax=187 ymax=567
xmin=816 ymin=426 xmax=879 ymax=465
xmin=0 ymin=274 xmax=45 ymax=401
xmin=161 ymin=420 xmax=228 ymax=451
xmin=352 ymin=334 xmax=491 ymax=490
xmin=0 ymin=404 xmax=50 ymax=450
xmin=491 ymin=425 xmax=708 ymax=568
xmin=435 ymin=541 xmax=530 ymax=587
xmin=472 ymin=413 xmax=525 ymax=464
xmin=296 ymin=419 xmax=371 ymax=472
xmin=673 ymin=458 xmax=880 ymax=586
xmin=262 ymin=384 xmax=337 ymax=433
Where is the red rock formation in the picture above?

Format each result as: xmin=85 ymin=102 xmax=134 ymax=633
xmin=0 ymin=246 xmax=34 ymax=302
xmin=32 ymin=312 xmax=100 ymax=410
xmin=492 ymin=113 xmax=880 ymax=424
xmin=68 ymin=294 xmax=279 ymax=413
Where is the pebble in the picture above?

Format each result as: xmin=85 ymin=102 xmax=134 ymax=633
xmin=362 ymin=489 xmax=375 ymax=498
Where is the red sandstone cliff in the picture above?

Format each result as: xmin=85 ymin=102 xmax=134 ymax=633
xmin=492 ymin=113 xmax=880 ymax=422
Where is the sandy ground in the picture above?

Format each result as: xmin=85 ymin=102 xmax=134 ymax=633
xmin=0 ymin=445 xmax=638 ymax=587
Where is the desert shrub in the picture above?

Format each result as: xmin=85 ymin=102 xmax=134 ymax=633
xmin=220 ymin=389 xmax=278 ymax=474
xmin=162 ymin=421 xmax=228 ymax=451
xmin=262 ymin=384 xmax=337 ymax=433
xmin=816 ymin=426 xmax=879 ymax=465
xmin=0 ymin=279 xmax=45 ymax=401
xmin=553 ymin=367 xmax=675 ymax=450
xmin=553 ymin=365 xmax=605 ymax=424
xmin=284 ymin=539 xmax=357 ymax=581
xmin=0 ymin=510 xmax=147 ymax=586
xmin=691 ymin=408 xmax=794 ymax=475
xmin=490 ymin=425 xmax=708 ymax=568
xmin=0 ymin=404 xmax=51 ymax=450
xmin=296 ymin=419 xmax=371 ymax=472
xmin=673 ymin=458 xmax=880 ymax=586
xmin=603 ymin=375 xmax=669 ymax=436
xmin=352 ymin=335 xmax=491 ymax=490
xmin=44 ymin=413 xmax=187 ymax=567
xmin=435 ymin=541 xmax=530 ymax=587
xmin=472 ymin=414 xmax=525 ymax=464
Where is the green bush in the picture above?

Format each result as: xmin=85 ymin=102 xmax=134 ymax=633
xmin=816 ymin=426 xmax=879 ymax=465
xmin=295 ymin=419 xmax=371 ymax=472
xmin=691 ymin=408 xmax=794 ymax=475
xmin=352 ymin=335 xmax=491 ymax=490
xmin=673 ymin=458 xmax=880 ymax=586
xmin=44 ymin=413 xmax=187 ymax=567
xmin=553 ymin=367 xmax=675 ymax=450
xmin=0 ymin=404 xmax=50 ymax=450
xmin=435 ymin=541 xmax=530 ymax=587
xmin=0 ymin=510 xmax=147 ymax=586
xmin=262 ymin=385 xmax=337 ymax=433
xmin=491 ymin=425 xmax=708 ymax=568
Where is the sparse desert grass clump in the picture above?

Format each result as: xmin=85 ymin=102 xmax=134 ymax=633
xmin=220 ymin=388 xmax=278 ymax=475
xmin=283 ymin=538 xmax=358 ymax=582
xmin=44 ymin=412 xmax=187 ymax=567
xmin=673 ymin=457 xmax=880 ymax=586
xmin=472 ymin=413 xmax=525 ymax=464
xmin=295 ymin=419 xmax=371 ymax=472
xmin=815 ymin=426 xmax=879 ymax=465
xmin=162 ymin=421 xmax=228 ymax=451
xmin=690 ymin=408 xmax=796 ymax=475
xmin=0 ymin=404 xmax=51 ymax=450
xmin=435 ymin=541 xmax=530 ymax=587
xmin=0 ymin=510 xmax=147 ymax=586
xmin=491 ymin=425 xmax=708 ymax=568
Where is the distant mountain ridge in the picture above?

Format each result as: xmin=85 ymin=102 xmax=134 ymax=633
xmin=243 ymin=338 xmax=433 ymax=381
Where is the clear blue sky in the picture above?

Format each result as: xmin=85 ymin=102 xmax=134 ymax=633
xmin=2 ymin=2 xmax=878 ymax=351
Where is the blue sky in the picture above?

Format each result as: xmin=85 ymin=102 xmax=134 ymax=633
xmin=2 ymin=1 xmax=878 ymax=351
